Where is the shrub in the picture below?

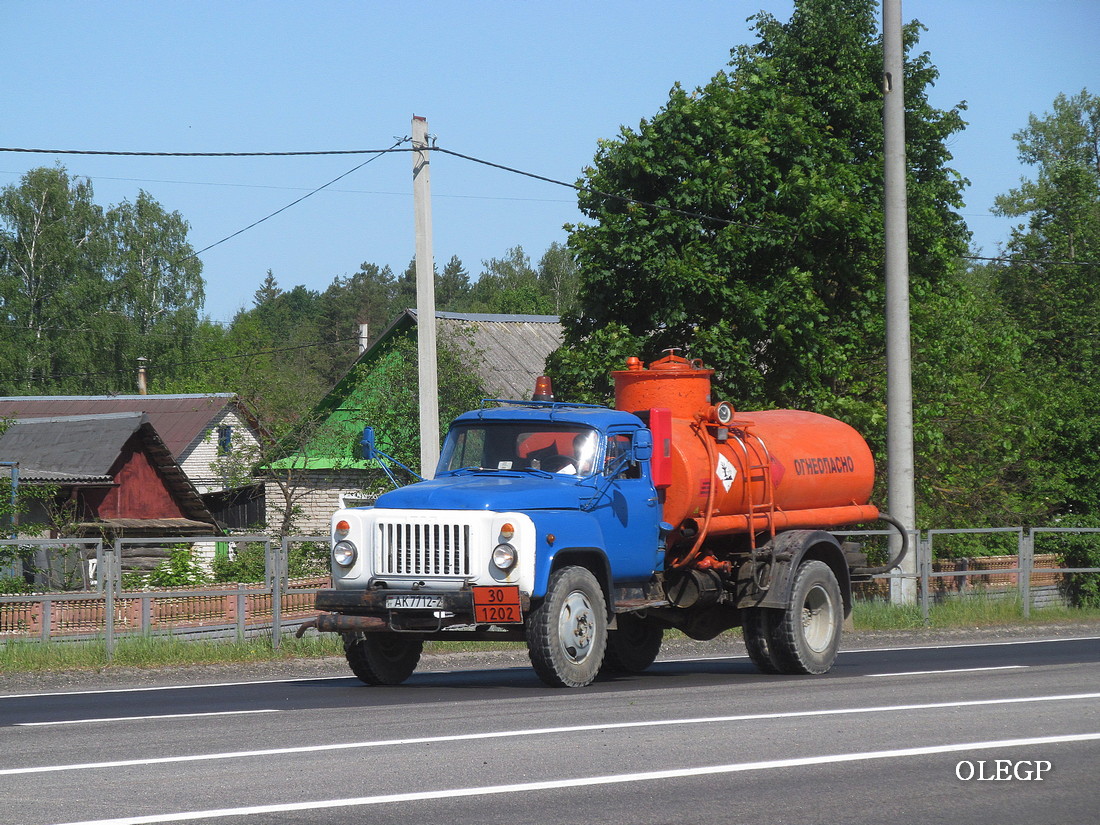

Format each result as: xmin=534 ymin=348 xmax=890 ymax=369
xmin=146 ymin=545 xmax=209 ymax=588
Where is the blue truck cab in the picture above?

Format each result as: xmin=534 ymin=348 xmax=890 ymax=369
xmin=314 ymin=401 xmax=668 ymax=687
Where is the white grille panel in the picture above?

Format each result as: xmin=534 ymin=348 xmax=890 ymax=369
xmin=375 ymin=520 xmax=472 ymax=577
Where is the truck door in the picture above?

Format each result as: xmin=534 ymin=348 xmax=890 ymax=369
xmin=591 ymin=429 xmax=662 ymax=582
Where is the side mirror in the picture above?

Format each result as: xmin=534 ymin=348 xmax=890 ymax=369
xmin=360 ymin=427 xmax=378 ymax=460
xmin=633 ymin=428 xmax=653 ymax=462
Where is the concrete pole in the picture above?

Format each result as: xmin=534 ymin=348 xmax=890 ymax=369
xmin=883 ymin=0 xmax=917 ymax=603
xmin=412 ymin=116 xmax=441 ymax=477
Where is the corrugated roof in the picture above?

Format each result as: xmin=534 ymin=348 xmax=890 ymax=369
xmin=399 ymin=310 xmax=563 ymax=399
xmin=0 ymin=413 xmax=214 ymax=525
xmin=432 ymin=313 xmax=564 ymax=399
xmin=0 ymin=394 xmax=237 ymax=458
xmin=0 ymin=413 xmax=148 ymax=477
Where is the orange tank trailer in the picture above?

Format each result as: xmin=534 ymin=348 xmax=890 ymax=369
xmin=612 ymin=353 xmax=878 ymax=548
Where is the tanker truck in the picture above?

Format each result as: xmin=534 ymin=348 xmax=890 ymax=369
xmin=307 ymin=352 xmax=905 ymax=688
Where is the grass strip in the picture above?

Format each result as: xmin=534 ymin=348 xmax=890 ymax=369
xmin=2 ymin=602 xmax=1097 ymax=674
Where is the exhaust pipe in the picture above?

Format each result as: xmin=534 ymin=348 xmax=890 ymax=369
xmin=295 ymin=614 xmax=389 ymax=637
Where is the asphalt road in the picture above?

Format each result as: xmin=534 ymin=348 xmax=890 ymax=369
xmin=2 ymin=632 xmax=1099 ymax=825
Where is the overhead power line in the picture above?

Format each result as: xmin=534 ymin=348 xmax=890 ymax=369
xmin=3 ymin=336 xmax=361 ymax=384
xmin=0 ymin=140 xmax=755 ymax=231
xmin=4 ymin=140 xmax=1094 ymax=268
xmin=0 ymin=146 xmax=414 ymax=157
xmin=430 ymin=146 xmax=755 ymax=230
xmin=190 ymin=139 xmax=407 ymax=258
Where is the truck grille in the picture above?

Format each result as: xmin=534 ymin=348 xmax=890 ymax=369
xmin=374 ymin=521 xmax=472 ymax=577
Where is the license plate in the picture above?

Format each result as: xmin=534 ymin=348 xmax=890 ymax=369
xmin=385 ymin=595 xmax=443 ymax=610
xmin=472 ymin=585 xmax=523 ymax=624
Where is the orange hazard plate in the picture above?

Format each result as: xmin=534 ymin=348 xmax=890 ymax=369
xmin=473 ymin=585 xmax=523 ymax=624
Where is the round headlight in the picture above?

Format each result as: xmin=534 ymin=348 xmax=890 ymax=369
xmin=333 ymin=540 xmax=358 ymax=567
xmin=491 ymin=543 xmax=517 ymax=571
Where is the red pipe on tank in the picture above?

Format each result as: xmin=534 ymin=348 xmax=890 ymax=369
xmin=700 ymin=504 xmax=880 ymax=536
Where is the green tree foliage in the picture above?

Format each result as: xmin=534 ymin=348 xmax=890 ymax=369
xmin=437 ymin=254 xmax=472 ymax=309
xmin=908 ymin=264 xmax=1062 ymax=528
xmin=536 ymin=242 xmax=580 ymax=315
xmin=466 ymin=246 xmax=551 ymax=314
xmin=554 ymin=0 xmax=968 ymax=420
xmin=0 ymin=167 xmax=204 ymax=395
xmin=0 ymin=167 xmax=108 ymax=390
xmin=990 ymin=89 xmax=1100 ymax=518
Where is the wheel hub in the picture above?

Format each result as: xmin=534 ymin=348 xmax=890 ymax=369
xmin=559 ymin=590 xmax=595 ymax=663
xmin=801 ymin=583 xmax=836 ymax=653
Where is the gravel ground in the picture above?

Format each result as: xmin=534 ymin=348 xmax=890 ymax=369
xmin=3 ymin=619 xmax=1098 ymax=696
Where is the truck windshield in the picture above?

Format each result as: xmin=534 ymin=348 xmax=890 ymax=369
xmin=439 ymin=422 xmax=600 ymax=476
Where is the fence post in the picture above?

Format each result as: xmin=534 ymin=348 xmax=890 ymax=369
xmin=142 ymin=593 xmax=152 ymax=635
xmin=104 ymin=547 xmax=116 ymax=662
xmin=919 ymin=531 xmax=931 ymax=624
xmin=237 ymin=585 xmax=246 ymax=640
xmin=267 ymin=540 xmax=282 ymax=650
xmin=1020 ymin=529 xmax=1034 ymax=619
xmin=40 ymin=598 xmax=51 ymax=643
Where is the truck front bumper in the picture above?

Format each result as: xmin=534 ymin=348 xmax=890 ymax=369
xmin=309 ymin=587 xmax=531 ymax=634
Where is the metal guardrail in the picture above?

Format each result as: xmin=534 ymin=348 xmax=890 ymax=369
xmin=1 ymin=535 xmax=328 ymax=659
xmin=839 ymin=526 xmax=1100 ymax=621
xmin=3 ymin=529 xmax=1099 ymax=646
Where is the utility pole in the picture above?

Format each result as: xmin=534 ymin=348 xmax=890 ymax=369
xmin=412 ymin=116 xmax=441 ymax=477
xmin=883 ymin=0 xmax=917 ymax=603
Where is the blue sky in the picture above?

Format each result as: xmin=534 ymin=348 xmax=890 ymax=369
xmin=3 ymin=1 xmax=1098 ymax=323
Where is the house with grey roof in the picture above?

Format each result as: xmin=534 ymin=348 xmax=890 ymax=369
xmin=0 ymin=413 xmax=217 ymax=587
xmin=264 ymin=310 xmax=564 ymax=533
xmin=0 ymin=393 xmax=263 ymax=529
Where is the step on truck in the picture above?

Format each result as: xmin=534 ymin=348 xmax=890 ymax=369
xmin=307 ymin=352 xmax=906 ymax=687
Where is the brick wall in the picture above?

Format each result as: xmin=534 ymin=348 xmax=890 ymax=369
xmin=264 ymin=471 xmax=378 ymax=535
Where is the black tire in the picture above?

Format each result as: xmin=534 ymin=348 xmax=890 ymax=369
xmin=742 ymin=607 xmax=782 ymax=674
xmin=527 ymin=566 xmax=608 ymax=687
xmin=343 ymin=634 xmax=423 ymax=685
xmin=602 ymin=613 xmax=664 ymax=674
xmin=769 ymin=560 xmax=843 ymax=675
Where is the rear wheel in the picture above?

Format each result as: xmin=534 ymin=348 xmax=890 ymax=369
xmin=769 ymin=560 xmax=843 ymax=675
xmin=527 ymin=566 xmax=607 ymax=687
xmin=742 ymin=607 xmax=782 ymax=674
xmin=602 ymin=612 xmax=663 ymax=674
xmin=343 ymin=634 xmax=423 ymax=685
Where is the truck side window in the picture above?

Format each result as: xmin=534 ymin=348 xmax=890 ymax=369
xmin=605 ymin=434 xmax=639 ymax=478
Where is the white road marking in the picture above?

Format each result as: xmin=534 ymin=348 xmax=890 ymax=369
xmin=5 ymin=691 xmax=1098 ymax=776
xmin=49 ymin=731 xmax=1100 ymax=825
xmin=16 ymin=709 xmax=280 ymax=727
xmin=867 ymin=665 xmax=1027 ymax=677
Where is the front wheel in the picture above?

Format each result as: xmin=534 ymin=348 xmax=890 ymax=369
xmin=769 ymin=560 xmax=843 ymax=675
xmin=527 ymin=566 xmax=608 ymax=687
xmin=343 ymin=634 xmax=423 ymax=685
